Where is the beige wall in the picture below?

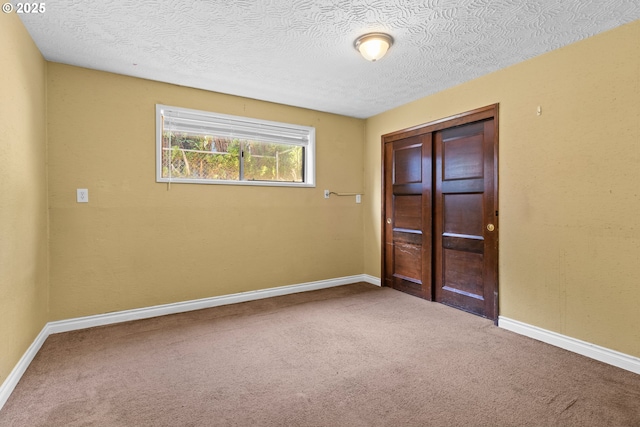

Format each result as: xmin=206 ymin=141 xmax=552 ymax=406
xmin=47 ymin=64 xmax=365 ymax=320
xmin=364 ymin=20 xmax=640 ymax=357
xmin=0 ymin=14 xmax=49 ymax=384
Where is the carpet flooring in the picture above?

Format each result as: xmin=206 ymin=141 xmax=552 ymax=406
xmin=1 ymin=283 xmax=639 ymax=426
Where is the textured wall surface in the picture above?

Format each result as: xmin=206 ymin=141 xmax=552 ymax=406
xmin=46 ymin=64 xmax=365 ymax=320
xmin=19 ymin=1 xmax=640 ymax=118
xmin=364 ymin=20 xmax=640 ymax=357
xmin=0 ymin=14 xmax=49 ymax=386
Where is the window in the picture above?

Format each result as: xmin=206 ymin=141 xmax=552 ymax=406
xmin=156 ymin=104 xmax=315 ymax=187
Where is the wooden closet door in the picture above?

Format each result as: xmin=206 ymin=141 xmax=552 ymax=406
xmin=383 ymin=132 xmax=432 ymax=299
xmin=434 ymin=119 xmax=497 ymax=319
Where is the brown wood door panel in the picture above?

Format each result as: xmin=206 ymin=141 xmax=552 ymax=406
xmin=394 ymin=195 xmax=422 ymax=229
xmin=441 ymin=249 xmax=485 ymax=314
xmin=443 ymin=193 xmax=484 ymax=236
xmin=382 ymin=104 xmax=498 ymax=320
xmin=394 ymin=145 xmax=423 ymax=184
xmin=442 ymin=132 xmax=485 ymax=180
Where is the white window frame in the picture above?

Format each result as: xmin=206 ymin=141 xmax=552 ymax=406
xmin=156 ymin=104 xmax=316 ymax=187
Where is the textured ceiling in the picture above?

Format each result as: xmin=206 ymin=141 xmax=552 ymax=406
xmin=18 ymin=0 xmax=640 ymax=118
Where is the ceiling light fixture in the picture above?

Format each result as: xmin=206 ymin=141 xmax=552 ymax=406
xmin=354 ymin=32 xmax=394 ymax=62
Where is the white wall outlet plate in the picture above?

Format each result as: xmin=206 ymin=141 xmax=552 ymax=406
xmin=77 ymin=189 xmax=89 ymax=203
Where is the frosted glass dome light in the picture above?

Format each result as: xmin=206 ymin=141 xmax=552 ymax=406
xmin=354 ymin=33 xmax=394 ymax=62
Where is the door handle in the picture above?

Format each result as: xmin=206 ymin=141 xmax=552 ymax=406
xmin=387 ymin=218 xmax=392 ymax=224
xmin=486 ymin=224 xmax=495 ymax=232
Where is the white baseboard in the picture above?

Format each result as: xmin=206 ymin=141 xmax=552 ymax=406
xmin=0 ymin=326 xmax=49 ymax=411
xmin=499 ymin=316 xmax=640 ymax=375
xmin=361 ymin=274 xmax=381 ymax=286
xmin=47 ymin=274 xmax=379 ymax=334
xmin=0 ymin=274 xmax=379 ymax=411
